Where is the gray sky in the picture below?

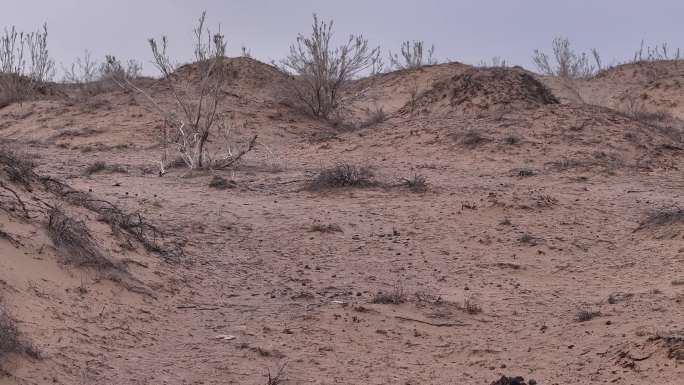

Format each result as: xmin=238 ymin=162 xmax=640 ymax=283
xmin=2 ymin=0 xmax=683 ymax=77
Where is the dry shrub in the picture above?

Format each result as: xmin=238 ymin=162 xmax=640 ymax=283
xmin=309 ymin=222 xmax=343 ymax=233
xmin=532 ymin=37 xmax=598 ymax=79
xmin=0 ymin=23 xmax=54 ymax=106
xmin=0 ymin=306 xmax=20 ymax=360
xmin=208 ymin=175 xmax=236 ymax=190
xmin=575 ymin=309 xmax=600 ymax=322
xmin=400 ymin=174 xmax=427 ymax=192
xmin=452 ymin=129 xmax=488 ymax=147
xmin=359 ymin=103 xmax=386 ymax=128
xmin=372 ymin=282 xmax=406 ymax=304
xmin=637 ymin=207 xmax=684 ymax=230
xmin=0 ymin=145 xmax=35 ymax=187
xmin=459 ymin=296 xmax=482 ymax=314
xmin=108 ymin=12 xmax=256 ymax=172
xmin=83 ymin=161 xmax=127 ymax=176
xmin=279 ymin=14 xmax=380 ymax=118
xmin=41 ymin=176 xmax=182 ymax=261
xmin=308 ymin=163 xmax=375 ymax=190
xmin=47 ymin=207 xmax=118 ymax=270
xmin=389 ymin=40 xmax=437 ymax=70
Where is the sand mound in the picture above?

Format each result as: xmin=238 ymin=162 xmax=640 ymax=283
xmin=401 ymin=67 xmax=558 ymax=117
xmin=173 ymin=56 xmax=289 ymax=92
xmin=594 ymin=60 xmax=684 ymax=84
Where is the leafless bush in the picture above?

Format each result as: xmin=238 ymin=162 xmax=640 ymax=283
xmin=279 ymin=14 xmax=380 ymax=118
xmin=633 ymin=41 xmax=682 ymax=63
xmin=0 ymin=23 xmax=54 ymax=106
xmin=533 ymin=37 xmax=597 ymax=79
xmin=47 ymin=207 xmax=119 ymax=270
xmin=389 ymin=40 xmax=437 ymax=70
xmin=107 ymin=12 xmax=256 ymax=172
xmin=99 ymin=55 xmax=142 ymax=82
xmin=0 ymin=145 xmax=35 ymax=187
xmin=478 ymin=56 xmax=507 ymax=68
xmin=308 ymin=163 xmax=375 ymax=190
xmin=63 ymin=50 xmax=99 ymax=84
xmin=266 ymin=363 xmax=287 ymax=385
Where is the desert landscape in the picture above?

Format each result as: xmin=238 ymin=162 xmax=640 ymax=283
xmin=0 ymin=9 xmax=683 ymax=385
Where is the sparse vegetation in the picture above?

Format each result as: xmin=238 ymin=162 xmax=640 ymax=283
xmin=632 ymin=41 xmax=681 ymax=63
xmin=83 ymin=161 xmax=127 ymax=176
xmin=209 ymin=175 xmax=236 ymax=189
xmin=308 ymin=163 xmax=375 ymax=190
xmin=400 ymin=173 xmax=428 ymax=192
xmin=0 ymin=305 xmax=20 ymax=360
xmin=518 ymin=233 xmax=537 ymax=245
xmin=279 ymin=14 xmax=380 ymax=119
xmin=516 ymin=168 xmax=536 ymax=177
xmin=575 ymin=308 xmax=600 ymax=322
xmin=503 ymin=135 xmax=521 ymax=145
xmin=309 ymin=222 xmax=343 ymax=233
xmin=533 ymin=37 xmax=598 ymax=79
xmin=359 ymin=103 xmax=386 ymax=128
xmin=47 ymin=207 xmax=119 ymax=270
xmin=106 ymin=12 xmax=256 ymax=171
xmin=637 ymin=207 xmax=684 ymax=230
xmin=389 ymin=40 xmax=437 ymax=70
xmin=452 ymin=128 xmax=488 ymax=147
xmin=372 ymin=282 xmax=406 ymax=304
xmin=0 ymin=23 xmax=54 ymax=106
xmin=459 ymin=296 xmax=482 ymax=314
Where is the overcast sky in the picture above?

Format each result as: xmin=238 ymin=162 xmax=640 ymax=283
xmin=2 ymin=0 xmax=682 ymax=77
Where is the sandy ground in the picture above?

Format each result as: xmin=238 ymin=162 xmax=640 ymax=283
xmin=0 ymin=58 xmax=683 ymax=384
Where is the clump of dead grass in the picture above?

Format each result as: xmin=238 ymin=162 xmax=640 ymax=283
xmin=637 ymin=206 xmax=684 ymax=230
xmin=0 ymin=145 xmax=36 ymax=187
xmin=309 ymin=222 xmax=343 ymax=233
xmin=575 ymin=308 xmax=601 ymax=322
xmin=308 ymin=163 xmax=376 ymax=190
xmin=0 ymin=306 xmax=20 ymax=360
xmin=452 ymin=129 xmax=489 ymax=148
xmin=83 ymin=161 xmax=128 ymax=176
xmin=209 ymin=175 xmax=237 ymax=190
xmin=47 ymin=207 xmax=118 ymax=270
xmin=400 ymin=174 xmax=428 ymax=192
xmin=459 ymin=296 xmax=483 ymax=314
xmin=372 ymin=282 xmax=406 ymax=304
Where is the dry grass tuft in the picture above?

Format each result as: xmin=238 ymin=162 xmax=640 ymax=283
xmin=452 ymin=129 xmax=489 ymax=148
xmin=47 ymin=207 xmax=118 ymax=270
xmin=637 ymin=207 xmax=684 ymax=230
xmin=83 ymin=161 xmax=128 ymax=176
xmin=400 ymin=174 xmax=428 ymax=192
xmin=0 ymin=146 xmax=36 ymax=187
xmin=308 ymin=164 xmax=376 ymax=190
xmin=372 ymin=282 xmax=406 ymax=305
xmin=309 ymin=223 xmax=343 ymax=233
xmin=209 ymin=176 xmax=237 ymax=190
xmin=575 ymin=308 xmax=600 ymax=322
xmin=459 ymin=296 xmax=483 ymax=314
xmin=0 ymin=306 xmax=20 ymax=360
